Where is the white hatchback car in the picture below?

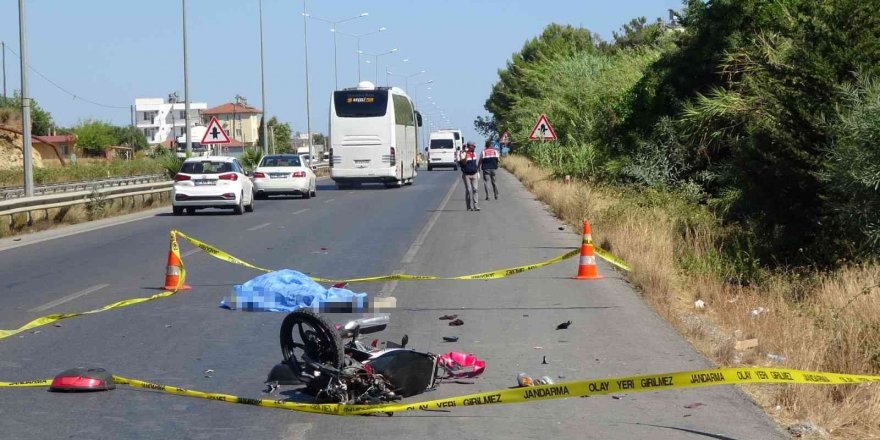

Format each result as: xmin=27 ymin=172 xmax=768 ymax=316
xmin=172 ymin=156 xmax=255 ymax=215
xmin=252 ymin=154 xmax=317 ymax=199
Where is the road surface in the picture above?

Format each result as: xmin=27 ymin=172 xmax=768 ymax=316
xmin=0 ymin=169 xmax=785 ymax=439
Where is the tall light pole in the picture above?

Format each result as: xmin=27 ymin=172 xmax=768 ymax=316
xmin=182 ymin=0 xmax=192 ymax=156
xmin=258 ymin=0 xmax=268 ymax=155
xmin=303 ymin=12 xmax=368 ymax=90
xmin=2 ymin=41 xmax=6 ymax=99
xmin=301 ymin=1 xmax=313 ymax=168
xmin=17 ymin=0 xmax=33 ymax=197
xmin=334 ymin=27 xmax=386 ymax=83
xmin=360 ymin=48 xmax=397 ymax=84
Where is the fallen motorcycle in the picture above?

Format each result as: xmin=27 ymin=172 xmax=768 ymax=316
xmin=266 ymin=309 xmax=485 ymax=404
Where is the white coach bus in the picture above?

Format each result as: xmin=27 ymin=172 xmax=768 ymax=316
xmin=329 ymin=81 xmax=422 ymax=189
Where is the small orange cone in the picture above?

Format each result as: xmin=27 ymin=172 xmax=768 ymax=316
xmin=574 ymin=220 xmax=603 ymax=280
xmin=163 ymin=233 xmax=191 ymax=291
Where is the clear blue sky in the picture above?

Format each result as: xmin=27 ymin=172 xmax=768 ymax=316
xmin=0 ymin=0 xmax=681 ymax=143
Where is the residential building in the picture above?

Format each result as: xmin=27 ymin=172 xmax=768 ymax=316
xmin=32 ymin=134 xmax=76 ymax=165
xmin=135 ymin=97 xmax=207 ymax=145
xmin=201 ymin=99 xmax=262 ymax=146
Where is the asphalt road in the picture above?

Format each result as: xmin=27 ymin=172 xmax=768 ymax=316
xmin=0 ymin=169 xmax=786 ymax=439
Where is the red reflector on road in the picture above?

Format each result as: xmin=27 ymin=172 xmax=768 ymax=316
xmin=50 ymin=368 xmax=115 ymax=392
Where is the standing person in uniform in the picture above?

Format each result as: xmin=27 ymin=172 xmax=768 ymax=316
xmin=459 ymin=141 xmax=480 ymax=211
xmin=479 ymin=140 xmax=500 ymax=200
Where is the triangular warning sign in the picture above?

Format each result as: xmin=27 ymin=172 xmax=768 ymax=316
xmin=528 ymin=114 xmax=557 ymax=141
xmin=200 ymin=117 xmax=231 ymax=144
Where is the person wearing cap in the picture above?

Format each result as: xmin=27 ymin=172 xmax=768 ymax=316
xmin=459 ymin=141 xmax=480 ymax=211
xmin=479 ymin=139 xmax=500 ymax=200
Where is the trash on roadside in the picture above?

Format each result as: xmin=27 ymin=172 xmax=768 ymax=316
xmin=750 ymin=307 xmax=767 ymax=318
xmin=448 ymin=318 xmax=464 ymax=326
xmin=611 ymin=395 xmax=624 ymax=400
xmin=222 ymin=270 xmax=369 ymax=312
xmin=204 ymin=369 xmax=214 ymax=378
xmin=439 ymin=314 xmax=458 ymax=320
xmin=29 ymin=330 xmax=40 ymax=334
xmin=442 ymin=336 xmax=459 ymax=343
xmin=767 ymin=353 xmax=787 ymax=363
xmin=684 ymin=402 xmax=705 ymax=409
xmin=533 ymin=346 xmax=543 ymax=350
xmin=53 ymin=324 xmax=62 ymax=328
xmin=556 ymin=321 xmax=572 ymax=330
xmin=787 ymin=421 xmax=828 ymax=438
xmin=694 ymin=299 xmax=706 ymax=309
xmin=165 ymin=324 xmax=173 ymax=328
xmin=517 ymin=372 xmax=534 ymax=387
xmin=735 ymin=339 xmax=759 ymax=351
xmin=536 ymin=376 xmax=554 ymax=385
xmin=542 ymin=356 xmax=548 ymax=365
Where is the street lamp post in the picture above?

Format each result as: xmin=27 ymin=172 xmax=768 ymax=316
xmin=259 ymin=0 xmax=268 ymax=155
xmin=182 ymin=0 xmax=192 ymax=156
xmin=303 ymin=11 xmax=368 ymax=90
xmin=334 ymin=27 xmax=386 ymax=83
xmin=387 ymin=69 xmax=425 ymax=94
xmin=17 ymin=0 xmax=33 ymax=197
xmin=360 ymin=48 xmax=397 ymax=84
xmin=301 ymin=1 xmax=313 ymax=168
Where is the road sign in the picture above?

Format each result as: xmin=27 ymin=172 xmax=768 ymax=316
xmin=500 ymin=131 xmax=510 ymax=144
xmin=528 ymin=114 xmax=557 ymax=141
xmin=200 ymin=117 xmax=231 ymax=144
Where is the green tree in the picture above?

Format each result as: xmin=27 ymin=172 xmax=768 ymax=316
xmin=113 ymin=125 xmax=148 ymax=151
xmin=0 ymin=92 xmax=53 ymax=135
xmin=258 ymin=117 xmax=294 ymax=153
xmin=75 ymin=120 xmax=116 ymax=152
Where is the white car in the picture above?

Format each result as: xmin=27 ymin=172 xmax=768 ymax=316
xmin=252 ymin=154 xmax=317 ymax=199
xmin=172 ymin=156 xmax=255 ymax=215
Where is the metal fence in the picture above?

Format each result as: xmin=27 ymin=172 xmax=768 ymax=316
xmin=0 ymin=174 xmax=167 ymax=201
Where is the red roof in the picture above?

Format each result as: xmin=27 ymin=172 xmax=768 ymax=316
xmin=203 ymin=103 xmax=262 ymax=116
xmin=35 ymin=134 xmax=76 ymax=144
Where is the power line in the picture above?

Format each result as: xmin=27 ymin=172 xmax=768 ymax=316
xmin=2 ymin=43 xmax=129 ymax=110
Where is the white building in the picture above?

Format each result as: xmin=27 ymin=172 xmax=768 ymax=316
xmin=135 ymin=98 xmax=208 ymax=145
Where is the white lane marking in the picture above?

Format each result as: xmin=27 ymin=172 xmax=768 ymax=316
xmin=323 ymin=198 xmax=336 ymax=203
xmin=29 ymin=283 xmax=110 ymax=313
xmin=379 ymin=178 xmax=459 ymax=297
xmin=401 ymin=178 xmax=458 ymax=265
xmin=247 ymin=222 xmax=272 ymax=232
xmin=292 ymin=208 xmax=310 ymax=215
xmin=182 ymin=248 xmax=201 ymax=257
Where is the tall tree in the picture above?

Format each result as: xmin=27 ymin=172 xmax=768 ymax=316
xmin=75 ymin=120 xmax=116 ymax=152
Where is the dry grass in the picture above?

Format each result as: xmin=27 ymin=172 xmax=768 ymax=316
xmin=504 ymin=155 xmax=880 ymax=439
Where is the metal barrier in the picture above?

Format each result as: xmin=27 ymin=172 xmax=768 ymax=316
xmin=0 ymin=174 xmax=166 ymax=201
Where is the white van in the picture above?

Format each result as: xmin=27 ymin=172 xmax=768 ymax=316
xmin=438 ymin=129 xmax=463 ymax=150
xmin=427 ymin=131 xmax=458 ymax=171
xmin=329 ymin=81 xmax=420 ymax=189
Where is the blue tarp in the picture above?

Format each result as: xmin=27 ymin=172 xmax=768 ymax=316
xmin=222 ymin=269 xmax=368 ymax=312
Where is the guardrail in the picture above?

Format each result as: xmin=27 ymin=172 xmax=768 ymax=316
xmin=0 ymin=181 xmax=173 ymax=217
xmin=0 ymin=174 xmax=167 ymax=201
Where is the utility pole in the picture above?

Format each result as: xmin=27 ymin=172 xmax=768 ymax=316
xmin=258 ymin=0 xmax=268 ymax=156
xmin=18 ymin=0 xmax=34 ymax=197
xmin=2 ymin=41 xmax=7 ymax=99
xmin=182 ymin=0 xmax=192 ymax=155
xmin=302 ymin=0 xmax=313 ymax=168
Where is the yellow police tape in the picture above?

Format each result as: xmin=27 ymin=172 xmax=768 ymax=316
xmin=0 ymin=230 xmax=623 ymax=342
xmin=172 ymin=230 xmax=589 ymax=282
xmin=0 ymin=232 xmax=187 ymax=342
xmin=3 ymin=367 xmax=877 ymax=415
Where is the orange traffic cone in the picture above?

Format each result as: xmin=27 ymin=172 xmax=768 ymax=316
xmin=163 ymin=233 xmax=191 ymax=291
xmin=574 ymin=220 xmax=603 ymax=280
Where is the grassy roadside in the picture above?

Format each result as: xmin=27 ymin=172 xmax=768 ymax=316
xmin=504 ymin=155 xmax=880 ymax=439
xmin=0 ymin=158 xmax=166 ymax=187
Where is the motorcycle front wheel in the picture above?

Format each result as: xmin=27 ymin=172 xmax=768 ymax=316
xmin=279 ymin=309 xmax=345 ymax=395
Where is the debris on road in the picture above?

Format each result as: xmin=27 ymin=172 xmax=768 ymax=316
xmin=439 ymin=314 xmax=458 ymax=320
xmin=750 ymin=307 xmax=767 ymax=318
xmin=556 ymin=320 xmax=572 ymax=330
xmin=442 ymin=336 xmax=459 ymax=342
xmin=448 ymin=318 xmax=464 ymax=326
xmin=53 ymin=324 xmax=62 ymax=328
xmin=203 ymin=369 xmax=214 ymax=378
xmin=542 ymin=356 xmax=548 ymax=364
xmin=533 ymin=346 xmax=543 ymax=350
xmin=537 ymin=376 xmax=554 ymax=385
xmin=684 ymin=402 xmax=705 ymax=409
xmin=611 ymin=395 xmax=624 ymax=400
xmin=165 ymin=324 xmax=173 ymax=328
xmin=517 ymin=372 xmax=534 ymax=387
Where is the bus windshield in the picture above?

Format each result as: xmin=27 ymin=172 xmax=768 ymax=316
xmin=430 ymin=139 xmax=454 ymax=149
xmin=334 ymin=90 xmax=389 ymax=118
